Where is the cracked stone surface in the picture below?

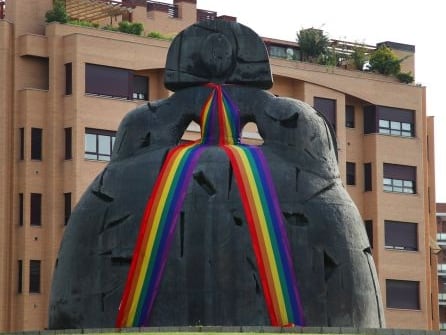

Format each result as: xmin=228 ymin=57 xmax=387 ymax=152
xmin=49 ymin=20 xmax=384 ymax=329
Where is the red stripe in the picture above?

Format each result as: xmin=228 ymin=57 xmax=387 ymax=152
xmin=223 ymin=146 xmax=279 ymax=326
xmin=116 ymin=146 xmax=186 ymax=326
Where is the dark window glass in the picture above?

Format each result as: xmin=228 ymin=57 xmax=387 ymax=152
xmin=85 ymin=128 xmax=116 ymax=161
xmin=364 ymin=163 xmax=372 ymax=191
xmin=133 ymin=75 xmax=149 ymax=100
xmin=346 ymin=162 xmax=356 ymax=185
xmin=29 ymin=260 xmax=41 ymax=293
xmin=345 ymin=105 xmax=355 ymax=128
xmin=30 ymin=193 xmax=42 ymax=226
xmin=85 ymin=63 xmax=132 ymax=99
xmin=383 ymin=163 xmax=416 ymax=194
xmin=364 ymin=220 xmax=373 ymax=248
xmin=364 ymin=105 xmax=377 ymax=134
xmin=363 ymin=105 xmax=415 ymax=137
xmin=31 ymin=128 xmax=42 ymax=160
xmin=314 ymin=97 xmax=336 ymax=131
xmin=385 ymin=220 xmax=418 ymax=251
xmin=19 ymin=193 xmax=23 ymax=226
xmin=65 ymin=63 xmax=72 ymax=95
xmin=64 ymin=193 xmax=71 ymax=225
xmin=386 ymin=279 xmax=420 ymax=310
xmin=18 ymin=260 xmax=23 ymax=293
xmin=19 ymin=128 xmax=24 ymax=160
xmin=65 ymin=127 xmax=72 ymax=160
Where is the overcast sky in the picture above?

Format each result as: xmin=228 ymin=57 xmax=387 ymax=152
xmin=193 ymin=0 xmax=446 ymax=203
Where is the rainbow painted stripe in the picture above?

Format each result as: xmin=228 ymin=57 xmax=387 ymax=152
xmin=116 ymin=84 xmax=304 ymax=327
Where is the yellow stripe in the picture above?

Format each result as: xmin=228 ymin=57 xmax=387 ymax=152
xmin=235 ymin=146 xmax=288 ymax=323
xmin=127 ymin=147 xmax=190 ymax=324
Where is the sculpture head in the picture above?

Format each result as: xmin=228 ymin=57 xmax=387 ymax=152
xmin=164 ymin=20 xmax=273 ymax=91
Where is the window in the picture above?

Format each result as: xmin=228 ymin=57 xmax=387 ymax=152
xmin=19 ymin=128 xmax=24 ymax=160
xmin=65 ymin=63 xmax=72 ymax=95
xmin=363 ymin=105 xmax=414 ymax=137
xmin=18 ymin=260 xmax=23 ymax=294
xmin=364 ymin=220 xmax=373 ymax=248
xmin=345 ymin=105 xmax=355 ymax=128
xmin=30 ymin=193 xmax=42 ymax=226
xmin=386 ymin=279 xmax=420 ymax=310
xmin=31 ymin=128 xmax=42 ymax=160
xmin=383 ymin=163 xmax=416 ymax=194
xmin=379 ymin=119 xmax=413 ymax=137
xmin=385 ymin=220 xmax=417 ymax=251
xmin=65 ymin=127 xmax=72 ymax=160
xmin=314 ymin=97 xmax=336 ymax=131
xmin=364 ymin=163 xmax=372 ymax=191
xmin=133 ymin=75 xmax=149 ymax=100
xmin=85 ymin=128 xmax=116 ymax=161
xmin=64 ymin=193 xmax=71 ymax=225
xmin=29 ymin=260 xmax=41 ymax=293
xmin=86 ymin=63 xmax=132 ymax=100
xmin=19 ymin=193 xmax=23 ymax=226
xmin=346 ymin=162 xmax=356 ymax=185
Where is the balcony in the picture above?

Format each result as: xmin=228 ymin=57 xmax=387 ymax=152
xmin=439 ymin=264 xmax=446 ymax=276
xmin=147 ymin=1 xmax=178 ymax=18
xmin=438 ymin=233 xmax=446 ymax=246
xmin=439 ymin=293 xmax=446 ymax=305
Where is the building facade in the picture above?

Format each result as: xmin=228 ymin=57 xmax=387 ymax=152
xmin=437 ymin=203 xmax=446 ymax=329
xmin=0 ymin=0 xmax=438 ymax=331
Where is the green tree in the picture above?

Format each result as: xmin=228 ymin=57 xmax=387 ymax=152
xmin=350 ymin=46 xmax=368 ymax=71
xmin=297 ymin=28 xmax=330 ymax=63
xmin=45 ymin=0 xmax=68 ymax=24
xmin=118 ymin=21 xmax=144 ymax=36
xmin=369 ymin=45 xmax=402 ymax=75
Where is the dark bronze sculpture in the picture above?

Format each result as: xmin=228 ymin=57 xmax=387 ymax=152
xmin=49 ymin=20 xmax=384 ymax=329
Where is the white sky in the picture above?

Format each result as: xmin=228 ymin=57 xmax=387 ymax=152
xmin=194 ymin=0 xmax=445 ymax=203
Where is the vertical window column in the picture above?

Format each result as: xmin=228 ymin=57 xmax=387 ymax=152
xmin=30 ymin=193 xmax=42 ymax=226
xmin=346 ymin=162 xmax=356 ymax=185
xmin=19 ymin=193 xmax=24 ymax=226
xmin=65 ymin=127 xmax=72 ymax=160
xmin=18 ymin=260 xmax=23 ymax=294
xmin=64 ymin=192 xmax=71 ymax=225
xmin=31 ymin=128 xmax=42 ymax=160
xmin=29 ymin=260 xmax=41 ymax=293
xmin=364 ymin=163 xmax=372 ymax=191
xmin=314 ymin=97 xmax=337 ymax=132
xmin=19 ymin=128 xmax=24 ymax=160
xmin=345 ymin=105 xmax=355 ymax=128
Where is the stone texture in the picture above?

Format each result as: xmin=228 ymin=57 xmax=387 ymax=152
xmin=49 ymin=20 xmax=384 ymax=329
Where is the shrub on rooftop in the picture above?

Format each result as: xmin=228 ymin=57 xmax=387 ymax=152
xmin=45 ymin=0 xmax=69 ymax=24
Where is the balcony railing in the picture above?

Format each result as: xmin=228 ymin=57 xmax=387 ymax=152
xmin=439 ymin=293 xmax=446 ymax=305
xmin=197 ymin=9 xmax=216 ymax=22
xmin=147 ymin=1 xmax=178 ymax=18
xmin=0 ymin=1 xmax=5 ymax=20
xmin=439 ymin=264 xmax=446 ymax=276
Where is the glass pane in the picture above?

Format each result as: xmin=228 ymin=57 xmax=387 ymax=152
xmin=85 ymin=134 xmax=97 ymax=152
xmin=390 ymin=121 xmax=401 ymax=130
xmin=403 ymin=180 xmax=413 ymax=187
xmin=383 ymin=185 xmax=393 ymax=192
xmin=98 ymin=155 xmax=110 ymax=161
xmin=85 ymin=153 xmax=97 ymax=160
xmin=379 ymin=119 xmax=389 ymax=128
xmin=402 ymin=123 xmax=411 ymax=131
xmin=402 ymin=131 xmax=412 ymax=137
xmin=98 ymin=135 xmax=111 ymax=155
xmin=403 ymin=187 xmax=414 ymax=193
xmin=383 ymin=178 xmax=392 ymax=186
xmin=390 ymin=129 xmax=401 ymax=136
xmin=393 ymin=179 xmax=403 ymax=187
xmin=393 ymin=186 xmax=403 ymax=193
xmin=379 ymin=128 xmax=390 ymax=134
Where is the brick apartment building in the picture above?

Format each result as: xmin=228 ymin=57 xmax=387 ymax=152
xmin=0 ymin=0 xmax=438 ymax=331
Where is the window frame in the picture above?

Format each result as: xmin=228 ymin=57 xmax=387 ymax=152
xmin=29 ymin=260 xmax=41 ymax=294
xmin=31 ymin=128 xmax=42 ymax=160
xmin=383 ymin=163 xmax=416 ymax=194
xmin=345 ymin=105 xmax=355 ymax=128
xmin=84 ymin=128 xmax=116 ymax=162
xmin=30 ymin=193 xmax=42 ymax=226
xmin=346 ymin=162 xmax=356 ymax=185
xmin=386 ymin=279 xmax=420 ymax=310
xmin=385 ymin=220 xmax=418 ymax=251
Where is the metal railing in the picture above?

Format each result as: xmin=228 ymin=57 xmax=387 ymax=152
xmin=147 ymin=1 xmax=178 ymax=18
xmin=197 ymin=9 xmax=216 ymax=22
xmin=0 ymin=1 xmax=5 ymax=20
